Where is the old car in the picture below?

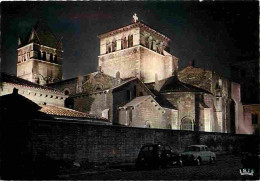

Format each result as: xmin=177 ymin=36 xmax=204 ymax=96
xmin=136 ymin=143 xmax=182 ymax=169
xmin=181 ymin=145 xmax=216 ymax=166
xmin=240 ymin=146 xmax=260 ymax=177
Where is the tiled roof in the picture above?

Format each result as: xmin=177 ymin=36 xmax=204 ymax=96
xmin=112 ymin=77 xmax=155 ymax=97
xmin=160 ymin=75 xmax=211 ymax=94
xmin=111 ymin=77 xmax=137 ymax=91
xmin=121 ymin=96 xmax=150 ymax=108
xmin=1 ymin=89 xmax=41 ymax=112
xmin=40 ymin=104 xmax=108 ymax=120
xmin=1 ymin=72 xmax=64 ymax=95
xmin=20 ymin=19 xmax=61 ymax=49
xmin=98 ymin=21 xmax=170 ymax=41
xmin=178 ymin=66 xmax=213 ymax=93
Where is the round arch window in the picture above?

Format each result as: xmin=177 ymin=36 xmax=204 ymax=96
xmin=145 ymin=121 xmax=151 ymax=128
xmin=180 ymin=117 xmax=193 ymax=131
xmin=64 ymin=89 xmax=70 ymax=95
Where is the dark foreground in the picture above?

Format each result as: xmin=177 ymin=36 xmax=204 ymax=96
xmin=59 ymin=155 xmax=259 ymax=180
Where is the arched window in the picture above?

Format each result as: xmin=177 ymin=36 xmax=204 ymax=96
xmin=180 ymin=117 xmax=193 ymax=131
xmin=128 ymin=34 xmax=133 ymax=47
xmin=50 ymin=53 xmax=53 ymax=62
xmin=121 ymin=36 xmax=127 ymax=49
xmin=148 ymin=36 xmax=153 ymax=49
xmin=121 ymin=38 xmax=124 ymax=49
xmin=145 ymin=121 xmax=151 ymax=128
xmin=145 ymin=38 xmax=149 ymax=48
xmin=42 ymin=52 xmax=46 ymax=61
xmin=112 ymin=39 xmax=117 ymax=52
xmin=54 ymin=55 xmax=57 ymax=63
xmin=36 ymin=77 xmax=40 ymax=84
xmin=38 ymin=50 xmax=41 ymax=59
xmin=64 ymin=89 xmax=70 ymax=95
xmin=106 ymin=41 xmax=110 ymax=54
xmin=116 ymin=71 xmax=120 ymax=79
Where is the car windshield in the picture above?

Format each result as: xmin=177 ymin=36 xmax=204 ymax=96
xmin=184 ymin=146 xmax=200 ymax=152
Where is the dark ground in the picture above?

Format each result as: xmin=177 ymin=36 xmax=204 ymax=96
xmin=59 ymin=154 xmax=259 ymax=180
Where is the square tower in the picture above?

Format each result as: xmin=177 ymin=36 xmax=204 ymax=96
xmin=17 ymin=20 xmax=63 ymax=85
xmin=98 ymin=15 xmax=178 ymax=83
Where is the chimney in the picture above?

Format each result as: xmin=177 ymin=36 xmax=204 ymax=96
xmin=155 ymin=73 xmax=158 ymax=85
xmin=76 ymin=75 xmax=83 ymax=93
xmin=97 ymin=66 xmax=103 ymax=73
xmin=13 ymin=88 xmax=18 ymax=95
xmin=189 ymin=60 xmax=195 ymax=67
xmin=116 ymin=71 xmax=121 ymax=84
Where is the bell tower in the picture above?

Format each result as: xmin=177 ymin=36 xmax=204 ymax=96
xmin=17 ymin=19 xmax=63 ymax=85
xmin=98 ymin=14 xmax=178 ymax=83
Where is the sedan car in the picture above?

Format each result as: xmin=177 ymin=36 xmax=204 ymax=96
xmin=136 ymin=143 xmax=182 ymax=169
xmin=181 ymin=145 xmax=216 ymax=166
xmin=241 ymin=147 xmax=260 ymax=177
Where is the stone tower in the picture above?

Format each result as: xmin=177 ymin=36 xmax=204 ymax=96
xmin=98 ymin=14 xmax=178 ymax=83
xmin=17 ymin=19 xmax=63 ymax=85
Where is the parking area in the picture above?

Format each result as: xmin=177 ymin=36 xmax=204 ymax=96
xmin=66 ymin=154 xmax=259 ymax=180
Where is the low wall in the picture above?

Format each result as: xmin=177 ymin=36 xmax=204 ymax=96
xmin=3 ymin=118 xmax=258 ymax=166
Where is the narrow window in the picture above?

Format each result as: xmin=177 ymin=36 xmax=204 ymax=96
xmin=106 ymin=41 xmax=110 ymax=54
xmin=181 ymin=118 xmax=193 ymax=131
xmin=252 ymin=114 xmax=258 ymax=124
xmin=121 ymin=38 xmax=124 ymax=49
xmin=64 ymin=90 xmax=70 ymax=95
xmin=54 ymin=55 xmax=57 ymax=63
xmin=50 ymin=53 xmax=53 ymax=62
xmin=38 ymin=50 xmax=41 ymax=59
xmin=112 ymin=39 xmax=116 ymax=52
xmin=128 ymin=34 xmax=133 ymax=47
xmin=121 ymin=37 xmax=127 ymax=49
xmin=124 ymin=37 xmax=128 ymax=48
xmin=42 ymin=52 xmax=46 ymax=61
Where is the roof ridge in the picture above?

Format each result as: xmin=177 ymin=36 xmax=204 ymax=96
xmin=1 ymin=72 xmax=64 ymax=94
xmin=32 ymin=27 xmax=42 ymax=44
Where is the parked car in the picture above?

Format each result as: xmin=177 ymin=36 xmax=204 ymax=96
xmin=241 ymin=147 xmax=260 ymax=176
xmin=181 ymin=145 xmax=216 ymax=166
xmin=136 ymin=143 xmax=182 ymax=169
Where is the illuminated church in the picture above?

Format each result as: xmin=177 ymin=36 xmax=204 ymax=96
xmin=2 ymin=14 xmax=254 ymax=134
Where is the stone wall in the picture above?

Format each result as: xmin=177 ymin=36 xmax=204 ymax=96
xmin=119 ymin=96 xmax=176 ymax=129
xmin=0 ymin=83 xmax=66 ymax=107
xmin=140 ymin=47 xmax=171 ymax=83
xmin=47 ymin=78 xmax=78 ymax=95
xmin=99 ymin=45 xmax=175 ymax=83
xmin=73 ymin=91 xmax=113 ymax=121
xmin=99 ymin=46 xmax=140 ymax=80
xmin=243 ymin=104 xmax=260 ymax=134
xmin=163 ymin=93 xmax=196 ymax=129
xmin=17 ymin=59 xmax=62 ymax=85
xmin=4 ymin=118 xmax=258 ymax=166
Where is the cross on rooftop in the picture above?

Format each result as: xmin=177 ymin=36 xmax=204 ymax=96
xmin=133 ymin=13 xmax=138 ymax=23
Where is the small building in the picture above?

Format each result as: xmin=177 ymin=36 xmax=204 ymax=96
xmin=0 ymin=72 xmax=67 ymax=107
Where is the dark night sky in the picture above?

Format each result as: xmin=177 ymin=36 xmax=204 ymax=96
xmin=1 ymin=1 xmax=259 ymax=79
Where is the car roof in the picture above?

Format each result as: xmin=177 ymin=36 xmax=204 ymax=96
xmin=142 ymin=143 xmax=169 ymax=147
xmin=187 ymin=145 xmax=207 ymax=148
